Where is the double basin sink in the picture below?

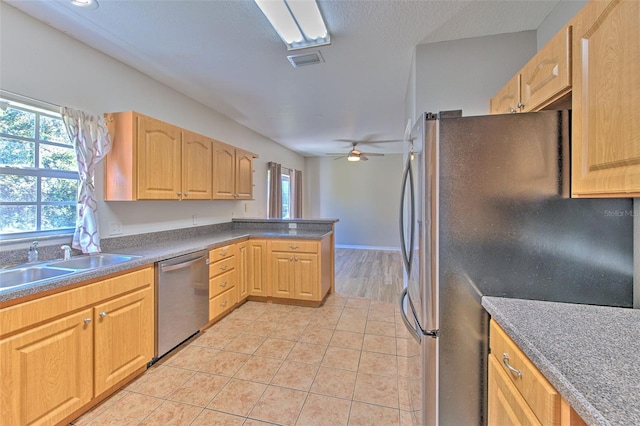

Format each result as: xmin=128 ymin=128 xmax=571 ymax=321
xmin=0 ymin=254 xmax=141 ymax=292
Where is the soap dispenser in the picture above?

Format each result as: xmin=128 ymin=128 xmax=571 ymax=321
xmin=28 ymin=241 xmax=39 ymax=263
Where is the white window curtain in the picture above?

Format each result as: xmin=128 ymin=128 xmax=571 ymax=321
xmin=61 ymin=107 xmax=112 ymax=253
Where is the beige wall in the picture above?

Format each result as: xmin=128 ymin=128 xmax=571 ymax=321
xmin=306 ymin=155 xmax=404 ymax=249
xmin=0 ymin=3 xmax=304 ymax=250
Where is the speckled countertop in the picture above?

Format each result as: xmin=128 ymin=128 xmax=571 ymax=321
xmin=482 ymin=296 xmax=640 ymax=426
xmin=0 ymin=227 xmax=332 ymax=305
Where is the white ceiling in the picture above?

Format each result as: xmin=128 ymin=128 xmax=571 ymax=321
xmin=5 ymin=0 xmax=560 ymax=156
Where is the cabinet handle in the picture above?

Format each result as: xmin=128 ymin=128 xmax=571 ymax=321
xmin=294 ymin=257 xmax=298 ymax=261
xmin=177 ymin=192 xmax=182 ymax=196
xmin=290 ymin=245 xmax=299 ymax=249
xmin=84 ymin=318 xmax=92 ymax=325
xmin=220 ymin=281 xmax=228 ymax=287
xmin=99 ymin=311 xmax=108 ymax=318
xmin=184 ymin=192 xmax=189 ymax=197
xmin=220 ymin=265 xmax=228 ymax=270
xmin=509 ymin=107 xmax=517 ymax=114
xmin=289 ymin=257 xmax=294 ymax=261
xmin=220 ymin=251 xmax=228 ymax=256
xmin=517 ymin=102 xmax=525 ymax=110
xmin=502 ymin=353 xmax=522 ymax=378
xmin=221 ymin=300 xmax=228 ymax=307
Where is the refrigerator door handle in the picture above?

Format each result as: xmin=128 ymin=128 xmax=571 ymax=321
xmin=399 ymin=288 xmax=422 ymax=343
xmin=399 ymin=153 xmax=415 ymax=274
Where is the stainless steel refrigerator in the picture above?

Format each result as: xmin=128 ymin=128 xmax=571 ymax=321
xmin=398 ymin=110 xmax=633 ymax=426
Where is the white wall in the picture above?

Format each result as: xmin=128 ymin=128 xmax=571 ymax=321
xmin=413 ymin=31 xmax=537 ymax=120
xmin=537 ymin=0 xmax=588 ymax=50
xmin=0 ymin=3 xmax=304 ymax=249
xmin=306 ymin=155 xmax=403 ymax=249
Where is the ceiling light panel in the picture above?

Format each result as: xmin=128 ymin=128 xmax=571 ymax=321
xmin=255 ymin=0 xmax=331 ymax=50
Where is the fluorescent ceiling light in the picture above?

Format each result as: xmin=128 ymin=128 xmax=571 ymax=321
xmin=255 ymin=0 xmax=331 ymax=50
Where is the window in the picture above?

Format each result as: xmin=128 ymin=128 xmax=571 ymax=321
xmin=0 ymin=101 xmax=78 ymax=237
xmin=281 ymin=170 xmax=291 ymax=219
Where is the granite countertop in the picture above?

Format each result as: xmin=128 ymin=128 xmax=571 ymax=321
xmin=0 ymin=227 xmax=332 ymax=305
xmin=482 ymin=296 xmax=640 ymax=426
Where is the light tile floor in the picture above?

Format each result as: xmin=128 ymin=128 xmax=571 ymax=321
xmin=70 ymin=293 xmax=416 ymax=425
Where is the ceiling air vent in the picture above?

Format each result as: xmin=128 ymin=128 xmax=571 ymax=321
xmin=287 ymin=51 xmax=324 ymax=68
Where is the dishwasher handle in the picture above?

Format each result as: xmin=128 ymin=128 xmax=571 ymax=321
xmin=160 ymin=254 xmax=208 ymax=273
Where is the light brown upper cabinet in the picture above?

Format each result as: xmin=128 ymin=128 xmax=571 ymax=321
xmin=212 ymin=141 xmax=256 ymax=200
xmin=182 ymin=130 xmax=213 ymax=200
xmin=490 ymin=26 xmax=572 ymax=114
xmin=490 ymin=74 xmax=521 ymax=114
xmin=571 ymin=0 xmax=640 ymax=197
xmin=105 ymin=111 xmax=256 ymax=201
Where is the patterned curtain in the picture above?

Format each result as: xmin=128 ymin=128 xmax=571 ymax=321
xmin=61 ymin=107 xmax=112 ymax=253
xmin=267 ymin=161 xmax=282 ymax=218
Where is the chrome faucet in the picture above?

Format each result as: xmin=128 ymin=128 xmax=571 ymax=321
xmin=27 ymin=241 xmax=38 ymax=263
xmin=61 ymin=245 xmax=72 ymax=260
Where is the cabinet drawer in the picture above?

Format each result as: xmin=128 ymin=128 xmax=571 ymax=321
xmin=209 ymin=287 xmax=237 ymax=319
xmin=490 ymin=321 xmax=560 ymax=425
xmin=210 ymin=244 xmax=237 ymax=261
xmin=488 ymin=354 xmax=541 ymax=426
xmin=209 ymin=256 xmax=236 ymax=277
xmin=269 ymin=240 xmax=319 ymax=253
xmin=209 ymin=270 xmax=236 ymax=298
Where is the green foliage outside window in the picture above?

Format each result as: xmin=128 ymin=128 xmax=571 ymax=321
xmin=0 ymin=103 xmax=78 ymax=236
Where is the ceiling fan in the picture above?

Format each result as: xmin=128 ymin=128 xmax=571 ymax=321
xmin=325 ymin=136 xmax=402 ymax=162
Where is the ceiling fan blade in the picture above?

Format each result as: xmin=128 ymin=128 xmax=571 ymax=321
xmin=360 ymin=152 xmax=384 ymax=157
xmin=361 ymin=155 xmax=369 ymax=161
xmin=333 ymin=156 xmax=346 ymax=161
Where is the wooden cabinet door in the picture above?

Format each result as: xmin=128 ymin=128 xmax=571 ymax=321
xmin=0 ymin=309 xmax=93 ymax=426
xmin=248 ymin=240 xmax=268 ymax=297
xmin=293 ymin=253 xmax=319 ymax=301
xmin=519 ymin=26 xmax=571 ymax=113
xmin=137 ymin=115 xmax=182 ymax=199
xmin=572 ymin=0 xmax=640 ymax=197
xmin=490 ymin=74 xmax=521 ymax=114
xmin=212 ymin=142 xmax=236 ymax=199
xmin=237 ymin=242 xmax=249 ymax=301
xmin=94 ymin=287 xmax=154 ymax=396
xmin=235 ymin=150 xmax=254 ymax=200
xmin=488 ymin=355 xmax=541 ymax=426
xmin=270 ymin=252 xmax=295 ymax=299
xmin=182 ymin=130 xmax=212 ymax=200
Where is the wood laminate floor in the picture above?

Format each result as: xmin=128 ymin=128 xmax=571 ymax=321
xmin=334 ymin=248 xmax=403 ymax=304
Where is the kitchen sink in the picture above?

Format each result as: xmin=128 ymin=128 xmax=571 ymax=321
xmin=49 ymin=253 xmax=140 ymax=270
xmin=0 ymin=266 xmax=74 ymax=290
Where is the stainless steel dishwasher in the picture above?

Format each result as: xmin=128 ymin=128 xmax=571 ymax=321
xmin=155 ymin=250 xmax=209 ymax=360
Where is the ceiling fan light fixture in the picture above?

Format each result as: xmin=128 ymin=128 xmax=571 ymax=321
xmin=255 ymin=0 xmax=331 ymax=51
xmin=70 ymin=0 xmax=99 ymax=9
xmin=347 ymin=152 xmax=361 ymax=162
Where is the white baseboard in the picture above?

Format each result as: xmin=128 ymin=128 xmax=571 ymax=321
xmin=336 ymin=244 xmax=400 ymax=251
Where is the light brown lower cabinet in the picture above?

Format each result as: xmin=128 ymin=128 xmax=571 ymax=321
xmin=0 ymin=267 xmax=154 ymax=426
xmin=488 ymin=320 xmax=587 ymax=426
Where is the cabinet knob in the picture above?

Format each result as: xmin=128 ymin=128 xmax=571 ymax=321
xmin=290 ymin=245 xmax=299 ymax=249
xmin=509 ymin=107 xmax=517 ymax=114
xmin=220 ymin=281 xmax=228 ymax=287
xmin=221 ymin=301 xmax=228 ymax=307
xmin=84 ymin=318 xmax=92 ymax=325
xmin=220 ymin=251 xmax=228 ymax=256
xmin=294 ymin=257 xmax=298 ymax=261
xmin=517 ymin=102 xmax=525 ymax=109
xmin=502 ymin=353 xmax=522 ymax=378
xmin=184 ymin=192 xmax=189 ymax=197
xmin=220 ymin=265 xmax=228 ymax=270
xmin=99 ymin=311 xmax=108 ymax=318
xmin=177 ymin=192 xmax=182 ymax=196
xmin=289 ymin=257 xmax=294 ymax=261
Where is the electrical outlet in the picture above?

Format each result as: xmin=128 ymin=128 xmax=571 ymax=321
xmin=109 ymin=221 xmax=123 ymax=235
xmin=289 ymin=223 xmax=297 ymax=229
xmin=245 ymin=203 xmax=249 ymax=212
xmin=192 ymin=214 xmax=198 ymax=225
